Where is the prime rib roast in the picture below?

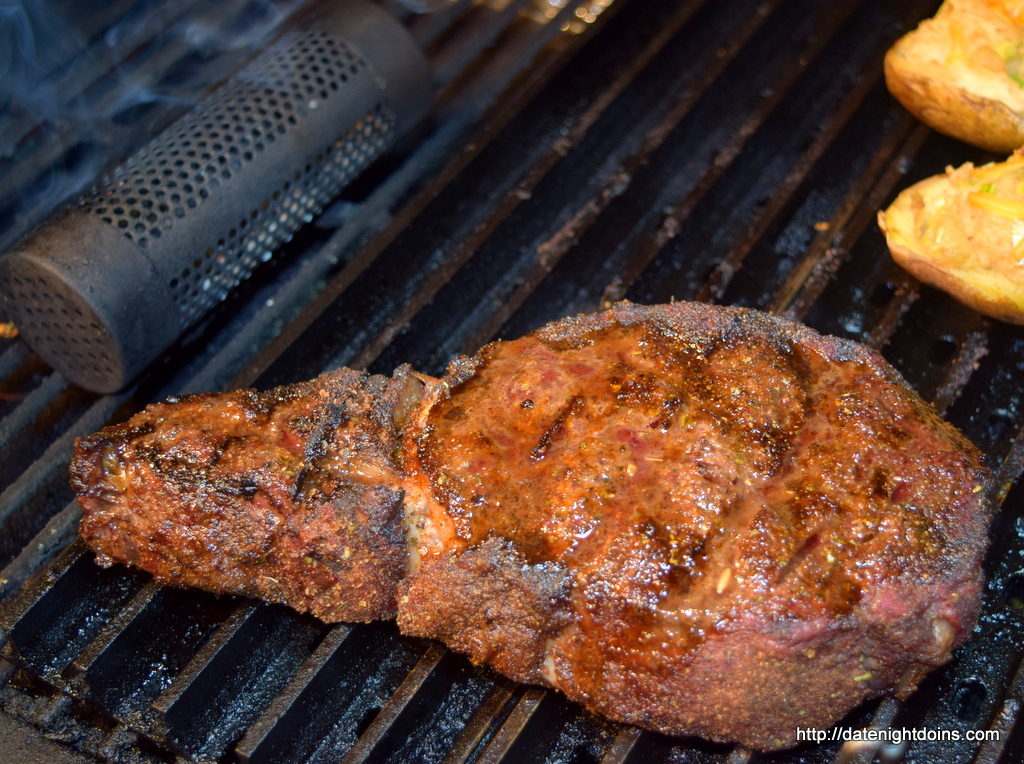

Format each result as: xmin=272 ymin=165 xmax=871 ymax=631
xmin=70 ymin=301 xmax=991 ymax=750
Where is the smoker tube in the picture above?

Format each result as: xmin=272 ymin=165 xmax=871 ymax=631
xmin=0 ymin=0 xmax=432 ymax=393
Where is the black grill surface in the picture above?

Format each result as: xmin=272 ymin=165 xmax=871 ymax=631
xmin=2 ymin=0 xmax=1024 ymax=762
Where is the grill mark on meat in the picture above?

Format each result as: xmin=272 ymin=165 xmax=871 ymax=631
xmin=775 ymin=530 xmax=822 ymax=586
xmin=293 ymin=391 xmax=352 ymax=503
xmin=531 ymin=394 xmax=585 ymax=462
xmin=633 ymin=338 xmax=816 ymax=614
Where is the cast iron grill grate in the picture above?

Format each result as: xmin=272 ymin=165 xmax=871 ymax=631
xmin=1 ymin=0 xmax=1023 ymax=762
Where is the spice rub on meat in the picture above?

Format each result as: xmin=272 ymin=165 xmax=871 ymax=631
xmin=73 ymin=366 xmax=423 ymax=622
xmin=71 ymin=301 xmax=991 ymax=750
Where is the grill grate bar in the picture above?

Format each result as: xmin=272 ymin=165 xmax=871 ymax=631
xmin=0 ymin=344 xmax=28 ymax=385
xmin=598 ymin=727 xmax=642 ymax=764
xmin=0 ymin=501 xmax=81 ymax=602
xmin=344 ymin=0 xmax=717 ymax=371
xmin=431 ymin=0 xmax=537 ymax=86
xmin=234 ymin=624 xmax=354 ymax=762
xmin=61 ymin=581 xmax=161 ymax=684
xmin=0 ymin=539 xmax=89 ymax=648
xmin=149 ymin=602 xmax=258 ymax=714
xmin=863 ymin=273 xmax=920 ymax=350
xmin=928 ymin=320 xmax=991 ymax=417
xmin=410 ymin=0 xmax=476 ymax=49
xmin=96 ymin=725 xmax=139 ymax=762
xmin=0 ymin=373 xmax=65 ymax=452
xmin=772 ymin=122 xmax=931 ymax=319
xmin=246 ymin=0 xmax=612 ymax=386
xmin=474 ymin=687 xmax=546 ymax=764
xmin=340 ymin=643 xmax=447 ymax=763
xmin=440 ymin=682 xmax=518 ymax=764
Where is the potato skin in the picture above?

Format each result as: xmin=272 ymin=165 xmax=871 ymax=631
xmin=878 ymin=151 xmax=1024 ymax=324
xmin=884 ymin=235 xmax=1024 ymax=324
xmin=884 ymin=0 xmax=1024 ymax=152
xmin=884 ymin=50 xmax=1024 ymax=153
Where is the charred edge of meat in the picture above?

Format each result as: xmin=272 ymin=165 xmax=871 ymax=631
xmin=72 ymin=367 xmax=420 ymax=622
xmin=397 ymin=537 xmax=575 ymax=684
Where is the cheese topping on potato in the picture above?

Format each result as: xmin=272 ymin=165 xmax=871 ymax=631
xmin=879 ymin=150 xmax=1024 ymax=323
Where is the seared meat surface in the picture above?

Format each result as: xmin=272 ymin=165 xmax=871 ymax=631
xmin=71 ymin=301 xmax=991 ymax=750
xmin=73 ymin=366 xmax=422 ymax=622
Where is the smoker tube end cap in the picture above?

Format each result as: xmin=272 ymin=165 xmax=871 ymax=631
xmin=1 ymin=211 xmax=182 ymax=393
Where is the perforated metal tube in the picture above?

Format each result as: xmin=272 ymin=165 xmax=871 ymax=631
xmin=0 ymin=0 xmax=431 ymax=393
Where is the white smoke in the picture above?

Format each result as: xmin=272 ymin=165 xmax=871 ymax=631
xmin=0 ymin=0 xmax=303 ymax=251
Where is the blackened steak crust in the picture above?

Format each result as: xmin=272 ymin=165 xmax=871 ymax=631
xmin=70 ymin=301 xmax=991 ymax=750
xmin=399 ymin=301 xmax=990 ymax=749
xmin=73 ymin=366 xmax=423 ymax=622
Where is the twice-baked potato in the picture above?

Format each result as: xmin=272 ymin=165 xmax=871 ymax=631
xmin=885 ymin=0 xmax=1024 ymax=152
xmin=878 ymin=150 xmax=1024 ymax=323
